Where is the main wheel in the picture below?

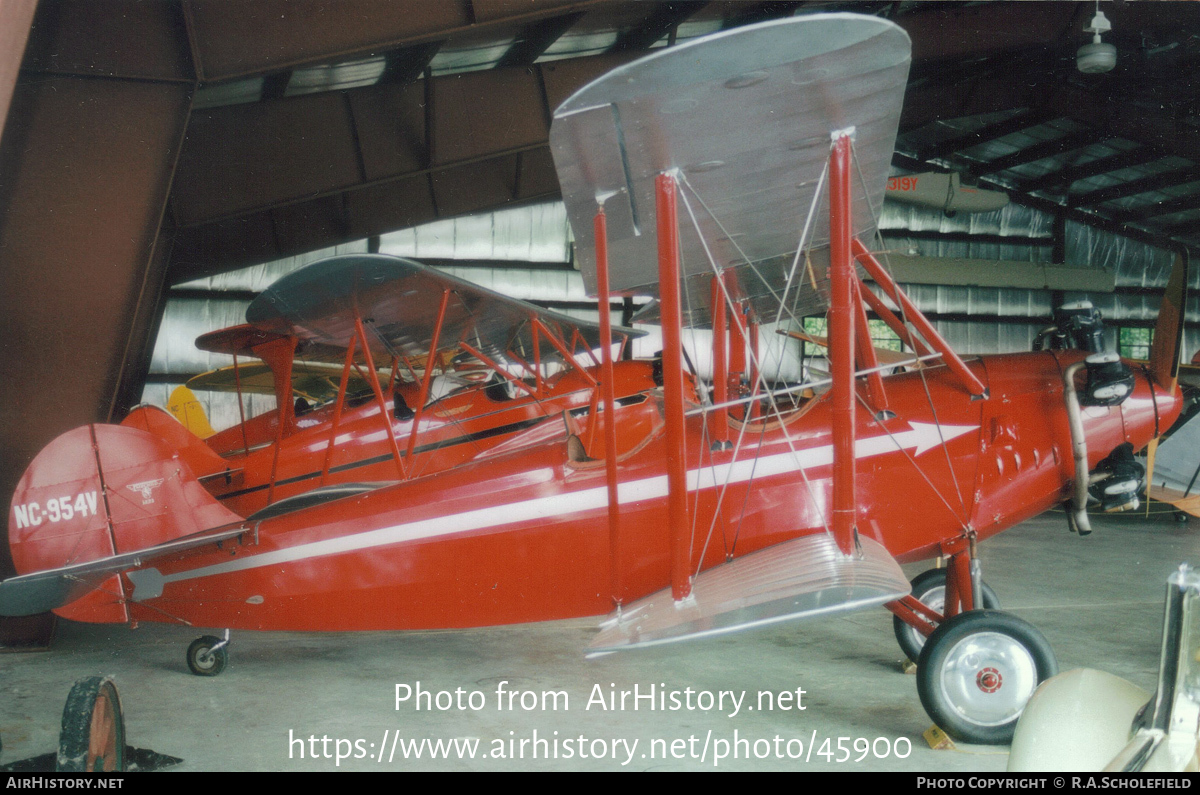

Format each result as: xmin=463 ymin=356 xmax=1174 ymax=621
xmin=916 ymin=610 xmax=1057 ymax=745
xmin=893 ymin=568 xmax=999 ymax=662
xmin=187 ymin=635 xmax=229 ymax=677
xmin=56 ymin=676 xmax=125 ymax=772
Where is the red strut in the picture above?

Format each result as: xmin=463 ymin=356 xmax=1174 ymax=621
xmin=829 ymin=133 xmax=858 ymax=556
xmin=656 ymin=173 xmax=692 ymax=600
xmin=594 ymin=207 xmax=623 ymax=603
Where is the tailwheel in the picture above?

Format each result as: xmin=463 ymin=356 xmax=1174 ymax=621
xmin=916 ymin=610 xmax=1057 ymax=745
xmin=187 ymin=633 xmax=229 ymax=677
xmin=892 ymin=568 xmax=999 ymax=662
xmin=56 ymin=676 xmax=125 ymax=772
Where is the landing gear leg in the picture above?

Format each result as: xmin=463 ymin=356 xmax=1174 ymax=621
xmin=891 ymin=567 xmax=1000 ymax=662
xmin=187 ymin=629 xmax=230 ymax=677
xmin=888 ymin=536 xmax=994 ymax=661
xmin=888 ymin=538 xmax=1058 ymax=741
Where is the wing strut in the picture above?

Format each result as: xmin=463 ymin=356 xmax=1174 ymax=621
xmin=829 ymin=132 xmax=859 ymax=556
xmin=594 ymin=205 xmax=624 ymax=604
xmin=857 ymin=278 xmax=933 ymax=357
xmin=354 ymin=315 xmax=408 ymax=481
xmin=232 ymin=353 xmax=251 ymax=456
xmin=403 ymin=290 xmax=452 ymax=465
xmin=657 ymin=172 xmax=693 ymax=601
xmin=320 ymin=335 xmax=360 ymax=486
xmin=852 ymin=279 xmax=889 ymax=412
xmin=853 ymin=238 xmax=987 ymax=399
xmin=457 ymin=342 xmax=537 ymax=397
xmin=710 ymin=274 xmax=730 ymax=444
xmin=258 ymin=335 xmax=297 ymax=505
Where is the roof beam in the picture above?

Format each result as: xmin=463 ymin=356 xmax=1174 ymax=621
xmin=378 ymin=41 xmax=443 ymax=85
xmin=1109 ymin=193 xmax=1200 ymax=224
xmin=1044 ymin=81 xmax=1200 ymax=164
xmin=906 ymin=61 xmax=1200 ymax=169
xmin=1070 ymin=167 xmax=1200 ymax=208
xmin=893 ymin=151 xmax=1196 ymax=256
xmin=183 ymin=0 xmax=617 ymax=82
xmin=1157 ymin=218 xmax=1200 ymax=239
xmin=719 ymin=1 xmax=805 ymax=29
xmin=898 ymin=1 xmax=1078 ymax=63
xmin=881 ymin=229 xmax=1052 ymax=247
xmin=173 ymin=50 xmax=660 ymax=281
xmin=917 ymin=109 xmax=1053 ymax=161
xmin=260 ymin=70 xmax=291 ymax=101
xmin=970 ymin=128 xmax=1103 ymax=177
xmin=1019 ymin=147 xmax=1164 ymax=194
xmin=900 ymin=72 xmax=1039 ymax=134
xmin=496 ymin=12 xmax=585 ymax=68
xmin=608 ymin=3 xmax=701 ymax=53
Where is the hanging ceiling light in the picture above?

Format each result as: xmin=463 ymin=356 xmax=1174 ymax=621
xmin=1077 ymin=3 xmax=1117 ymax=73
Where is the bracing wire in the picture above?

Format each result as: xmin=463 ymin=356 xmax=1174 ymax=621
xmin=672 ymin=174 xmax=835 ymax=575
xmin=850 ymin=147 xmax=970 ymax=520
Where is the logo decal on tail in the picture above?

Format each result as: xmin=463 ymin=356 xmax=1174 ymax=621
xmin=127 ymin=479 xmax=165 ymax=505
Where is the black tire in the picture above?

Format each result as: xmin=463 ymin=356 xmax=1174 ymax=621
xmin=187 ymin=635 xmax=229 ymax=677
xmin=893 ymin=568 xmax=999 ymax=662
xmin=1174 ymin=511 xmax=1190 ymax=525
xmin=56 ymin=676 xmax=125 ymax=772
xmin=916 ymin=610 xmax=1057 ymax=745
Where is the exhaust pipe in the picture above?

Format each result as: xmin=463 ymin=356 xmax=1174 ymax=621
xmin=1063 ymin=361 xmax=1092 ymax=536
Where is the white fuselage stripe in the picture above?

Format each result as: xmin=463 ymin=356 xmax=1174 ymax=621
xmin=161 ymin=423 xmax=976 ymax=586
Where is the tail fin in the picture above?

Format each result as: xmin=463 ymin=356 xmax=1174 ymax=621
xmin=166 ymin=385 xmax=216 ymax=439
xmin=121 ymin=403 xmax=229 ymax=480
xmin=1149 ymin=251 xmax=1189 ymax=392
xmin=7 ymin=424 xmax=244 ymax=622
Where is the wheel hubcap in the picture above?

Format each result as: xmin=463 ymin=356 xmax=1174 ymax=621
xmin=938 ymin=631 xmax=1036 ymax=727
xmin=975 ymin=667 xmax=1002 ymax=693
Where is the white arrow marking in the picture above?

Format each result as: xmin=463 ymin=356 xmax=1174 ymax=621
xmin=688 ymin=421 xmax=977 ymax=490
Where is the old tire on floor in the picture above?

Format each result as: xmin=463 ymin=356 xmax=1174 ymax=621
xmin=56 ymin=676 xmax=125 ymax=772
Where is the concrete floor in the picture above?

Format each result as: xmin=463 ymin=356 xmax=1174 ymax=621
xmin=0 ymin=507 xmax=1195 ymax=772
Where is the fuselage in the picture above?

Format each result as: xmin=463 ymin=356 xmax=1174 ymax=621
xmin=114 ymin=351 xmax=1177 ymax=632
xmin=155 ymin=360 xmax=660 ymax=517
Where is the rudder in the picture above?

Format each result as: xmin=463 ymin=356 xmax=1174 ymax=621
xmin=8 ymin=424 xmax=244 ymax=622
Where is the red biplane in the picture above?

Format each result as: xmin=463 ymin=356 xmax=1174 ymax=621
xmin=118 ymin=256 xmax=655 ymax=517
xmin=0 ymin=14 xmax=1187 ymax=745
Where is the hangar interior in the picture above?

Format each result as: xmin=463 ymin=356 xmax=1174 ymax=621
xmin=1 ymin=0 xmax=1198 ymax=772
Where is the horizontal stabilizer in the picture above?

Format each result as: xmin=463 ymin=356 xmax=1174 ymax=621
xmin=0 ymin=524 xmax=247 ymax=617
xmin=588 ymin=533 xmax=909 ymax=655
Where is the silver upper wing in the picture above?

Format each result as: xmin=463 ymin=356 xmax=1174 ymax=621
xmin=550 ymin=13 xmax=910 ymax=327
xmin=243 ymin=254 xmax=643 ymax=367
